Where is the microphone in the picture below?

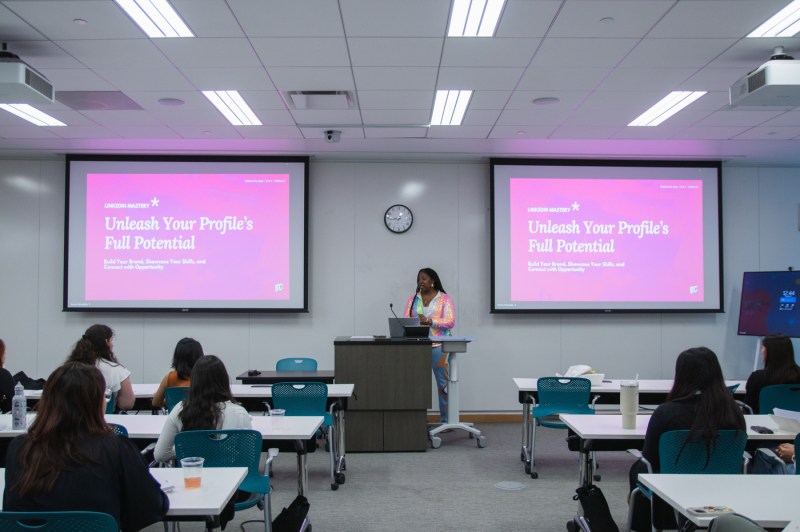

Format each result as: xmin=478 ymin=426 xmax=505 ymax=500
xmin=389 ymin=302 xmax=400 ymax=320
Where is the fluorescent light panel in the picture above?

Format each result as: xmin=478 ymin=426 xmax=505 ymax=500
xmin=202 ymin=91 xmax=261 ymax=126
xmin=628 ymin=91 xmax=706 ymax=127
xmin=430 ymin=90 xmax=472 ymax=126
xmin=115 ymin=0 xmax=193 ymax=38
xmin=448 ymin=0 xmax=505 ymax=37
xmin=748 ymin=0 xmax=800 ymax=37
xmin=0 ymin=104 xmax=65 ymax=126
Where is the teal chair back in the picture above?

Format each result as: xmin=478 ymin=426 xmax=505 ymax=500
xmin=164 ymin=386 xmax=189 ymax=412
xmin=276 ymin=358 xmax=318 ymax=371
xmin=533 ymin=377 xmax=594 ymax=424
xmin=0 ymin=511 xmax=118 ymax=531
xmin=758 ymin=384 xmax=800 ymax=414
xmin=272 ymin=382 xmax=330 ymax=421
xmin=108 ymin=423 xmax=128 ymax=437
xmin=659 ymin=429 xmax=747 ymax=474
xmin=174 ymin=429 xmax=268 ymax=498
xmin=727 ymin=383 xmax=739 ymax=394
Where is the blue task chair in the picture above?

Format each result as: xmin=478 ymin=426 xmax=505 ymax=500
xmin=758 ymin=383 xmax=800 ymax=414
xmin=528 ymin=377 xmax=596 ymax=479
xmin=271 ymin=382 xmax=343 ymax=490
xmin=164 ymin=386 xmax=189 ymax=413
xmin=626 ymin=429 xmax=748 ymax=532
xmin=0 ymin=511 xmax=118 ymax=532
xmin=175 ymin=429 xmax=275 ymax=532
xmin=104 ymin=391 xmax=116 ymax=414
xmin=276 ymin=358 xmax=318 ymax=371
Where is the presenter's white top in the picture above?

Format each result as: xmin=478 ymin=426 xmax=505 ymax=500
xmin=96 ymin=358 xmax=131 ymax=393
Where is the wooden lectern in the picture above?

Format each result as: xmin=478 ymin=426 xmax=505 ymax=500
xmin=334 ymin=337 xmax=431 ymax=451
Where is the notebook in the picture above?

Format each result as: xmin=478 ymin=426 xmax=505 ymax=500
xmin=388 ymin=317 xmax=430 ymax=339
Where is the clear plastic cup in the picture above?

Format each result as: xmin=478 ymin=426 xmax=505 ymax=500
xmin=180 ymin=456 xmax=204 ymax=489
xmin=270 ymin=408 xmax=285 ymax=428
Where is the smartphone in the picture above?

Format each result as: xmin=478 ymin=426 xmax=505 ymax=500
xmin=751 ymin=425 xmax=774 ymax=434
xmin=687 ymin=506 xmax=733 ymax=516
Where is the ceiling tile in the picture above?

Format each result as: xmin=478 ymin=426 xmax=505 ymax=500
xmin=361 ymin=110 xmax=430 ymax=125
xmin=353 ymin=67 xmax=437 ymax=91
xmin=547 ymin=0 xmax=673 ymax=38
xmin=670 ymin=126 xmax=751 ymax=139
xmin=3 ymin=0 xmax=142 ymax=39
xmin=340 ymin=0 xmax=450 ymax=37
xmin=516 ymin=67 xmax=612 ymax=91
xmin=550 ymin=126 xmax=621 ymax=139
xmin=76 ymin=110 xmax=164 ymax=127
xmin=620 ymin=39 xmax=738 ymax=68
xmin=267 ymin=67 xmax=355 ymax=91
xmin=349 ymin=38 xmax=443 ymax=67
xmin=489 ymin=125 xmax=556 ymax=138
xmin=252 ymin=38 xmax=350 ymax=67
xmin=237 ymin=126 xmax=304 ymax=139
xmin=290 ymin=109 xmax=363 ymax=126
xmin=733 ymin=126 xmax=800 ymax=140
xmin=531 ymin=38 xmax=638 ymax=67
xmin=695 ymin=109 xmax=783 ymax=127
xmin=155 ymin=38 xmax=262 ymax=68
xmin=40 ymin=69 xmax=117 ymax=91
xmin=437 ymin=67 xmax=524 ymax=90
xmin=427 ymin=125 xmax=491 ymax=138
xmin=462 ymin=109 xmax=502 ymax=126
xmin=93 ymin=68 xmax=196 ymax=92
xmin=506 ymin=91 xmax=587 ymax=110
xmin=495 ymin=1 xmax=561 ymax=38
xmin=181 ymin=67 xmax=277 ymax=91
xmin=299 ymin=126 xmax=363 ymax=139
xmin=52 ymin=125 xmax=122 ymax=139
xmin=648 ymin=0 xmax=791 ymax=38
xmin=227 ymin=0 xmax=345 ymax=37
xmin=365 ymin=127 xmax=427 ymax=138
xmin=107 ymin=126 xmax=182 ymax=139
xmin=357 ymin=90 xmax=433 ymax=110
xmin=469 ymin=91 xmax=513 ymax=109
xmin=171 ymin=0 xmax=245 ymax=38
xmin=496 ymin=108 xmax=573 ymax=127
xmin=442 ymin=38 xmax=538 ymax=68
xmin=597 ymin=67 xmax=700 ymax=91
xmin=170 ymin=124 xmax=245 ymax=139
xmin=56 ymin=40 xmax=173 ymax=69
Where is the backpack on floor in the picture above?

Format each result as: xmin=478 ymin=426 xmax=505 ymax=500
xmin=572 ymin=484 xmax=619 ymax=532
xmin=272 ymin=494 xmax=310 ymax=532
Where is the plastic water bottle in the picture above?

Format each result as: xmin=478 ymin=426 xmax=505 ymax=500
xmin=11 ymin=382 xmax=26 ymax=430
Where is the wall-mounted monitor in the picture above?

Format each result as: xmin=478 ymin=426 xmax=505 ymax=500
xmin=491 ymin=158 xmax=723 ymax=313
xmin=64 ymin=155 xmax=309 ymax=312
xmin=738 ymin=271 xmax=800 ymax=338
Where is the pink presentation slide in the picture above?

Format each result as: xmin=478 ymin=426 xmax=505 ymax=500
xmin=509 ymin=178 xmax=704 ymax=302
xmin=85 ymin=173 xmax=291 ymax=301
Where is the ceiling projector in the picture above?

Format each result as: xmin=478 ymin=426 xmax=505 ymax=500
xmin=730 ymin=47 xmax=800 ymax=107
xmin=0 ymin=45 xmax=54 ymax=105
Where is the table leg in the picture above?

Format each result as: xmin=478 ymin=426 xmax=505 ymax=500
xmin=578 ymin=439 xmax=592 ymax=488
xmin=521 ymin=401 xmax=532 ymax=473
xmin=335 ymin=403 xmax=346 ymax=477
xmin=295 ymin=440 xmax=308 ymax=496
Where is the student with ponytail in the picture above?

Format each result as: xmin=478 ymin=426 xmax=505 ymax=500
xmin=405 ymin=267 xmax=455 ymax=423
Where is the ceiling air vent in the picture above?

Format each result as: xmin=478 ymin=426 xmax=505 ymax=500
xmin=286 ymin=91 xmax=355 ymax=110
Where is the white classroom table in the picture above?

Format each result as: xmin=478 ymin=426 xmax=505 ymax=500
xmin=513 ymin=378 xmax=746 ymax=476
xmin=559 ymin=413 xmax=797 ymax=488
xmin=638 ymin=473 xmax=800 ymax=529
xmin=0 ymin=466 xmax=247 ymax=532
xmin=25 ymin=382 xmax=354 ymax=485
xmin=0 ymin=414 xmax=322 ymax=497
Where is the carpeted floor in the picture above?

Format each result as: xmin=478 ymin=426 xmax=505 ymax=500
xmin=143 ymin=422 xmax=636 ymax=531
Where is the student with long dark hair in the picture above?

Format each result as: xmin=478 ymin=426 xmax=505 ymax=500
xmin=405 ymin=267 xmax=455 ymax=423
xmin=628 ymin=347 xmax=745 ymax=530
xmin=3 ymin=362 xmax=168 ymax=530
xmin=153 ymin=354 xmax=250 ymax=463
xmin=68 ymin=324 xmax=135 ymax=411
xmin=745 ymin=333 xmax=800 ymax=413
xmin=152 ymin=337 xmax=204 ymax=409
xmin=0 ymin=338 xmax=16 ymax=412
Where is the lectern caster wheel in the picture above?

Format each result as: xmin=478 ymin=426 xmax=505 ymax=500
xmin=531 ymin=471 xmax=538 ymax=479
xmin=335 ymin=472 xmax=345 ymax=485
xmin=330 ymin=482 xmax=339 ymax=491
xmin=431 ymin=436 xmax=442 ymax=449
xmin=593 ymin=474 xmax=602 ymax=481
xmin=477 ymin=436 xmax=487 ymax=448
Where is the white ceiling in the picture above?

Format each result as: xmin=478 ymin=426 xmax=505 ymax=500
xmin=2 ymin=0 xmax=800 ymax=164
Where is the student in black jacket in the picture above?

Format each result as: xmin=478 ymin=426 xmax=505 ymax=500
xmin=3 ymin=361 xmax=169 ymax=531
xmin=0 ymin=338 xmax=15 ymax=412
xmin=745 ymin=333 xmax=800 ymax=413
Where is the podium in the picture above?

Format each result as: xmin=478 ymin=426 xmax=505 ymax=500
xmin=428 ymin=336 xmax=485 ymax=449
xmin=334 ymin=337 xmax=431 ymax=452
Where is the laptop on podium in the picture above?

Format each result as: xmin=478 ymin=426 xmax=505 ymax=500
xmin=388 ymin=317 xmax=430 ymax=339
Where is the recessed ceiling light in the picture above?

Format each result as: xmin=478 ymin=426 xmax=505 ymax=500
xmin=599 ymin=17 xmax=615 ymax=24
xmin=448 ymin=0 xmax=506 ymax=37
xmin=748 ymin=0 xmax=800 ymax=37
xmin=114 ymin=0 xmax=194 ymax=38
xmin=628 ymin=91 xmax=706 ymax=126
xmin=0 ymin=104 xmax=66 ymax=126
xmin=73 ymin=18 xmax=88 ymax=25
xmin=158 ymin=97 xmax=185 ymax=107
xmin=202 ymin=91 xmax=261 ymax=126
xmin=532 ymin=97 xmax=560 ymax=106
xmin=430 ymin=90 xmax=473 ymax=126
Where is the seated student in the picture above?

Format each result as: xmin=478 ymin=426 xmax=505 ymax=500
xmin=3 ymin=361 xmax=168 ymax=530
xmin=67 ymin=324 xmax=135 ymax=411
xmin=0 ymin=338 xmax=16 ymax=412
xmin=154 ymin=354 xmax=251 ymax=463
xmin=745 ymin=333 xmax=800 ymax=413
xmin=152 ymin=337 xmax=204 ymax=409
xmin=629 ymin=347 xmax=746 ymax=531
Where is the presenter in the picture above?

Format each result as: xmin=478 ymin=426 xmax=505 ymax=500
xmin=405 ymin=268 xmax=455 ymax=423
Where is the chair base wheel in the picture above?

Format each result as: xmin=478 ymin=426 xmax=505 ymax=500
xmin=430 ymin=436 xmax=442 ymax=449
xmin=477 ymin=436 xmax=487 ymax=448
xmin=330 ymin=482 xmax=339 ymax=490
xmin=335 ymin=472 xmax=345 ymax=485
xmin=531 ymin=471 xmax=538 ymax=479
xmin=593 ymin=474 xmax=602 ymax=481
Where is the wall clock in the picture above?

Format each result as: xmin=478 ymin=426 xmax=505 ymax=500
xmin=384 ymin=204 xmax=413 ymax=234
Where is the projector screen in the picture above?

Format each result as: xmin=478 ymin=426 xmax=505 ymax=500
xmin=64 ymin=155 xmax=309 ymax=312
xmin=491 ymin=158 xmax=722 ymax=313
xmin=738 ymin=271 xmax=800 ymax=338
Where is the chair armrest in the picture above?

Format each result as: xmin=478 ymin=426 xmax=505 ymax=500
xmin=265 ymin=447 xmax=279 ymax=468
xmin=743 ymin=451 xmax=752 ymax=474
xmin=627 ymin=449 xmax=653 ymax=474
xmin=263 ymin=401 xmax=272 ymax=415
xmin=590 ymin=395 xmax=600 ymax=408
xmin=735 ymin=400 xmax=753 ymax=415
